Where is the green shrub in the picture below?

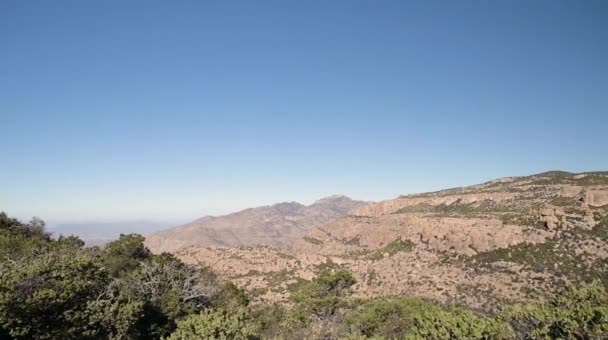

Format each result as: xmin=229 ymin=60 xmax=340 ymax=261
xmin=101 ymin=234 xmax=152 ymax=277
xmin=0 ymin=213 xmax=49 ymax=240
xmin=249 ymin=303 xmax=288 ymax=339
xmin=344 ymin=297 xmax=441 ymax=338
xmin=407 ymin=307 xmax=512 ymax=339
xmin=291 ymin=269 xmax=356 ymax=321
xmin=467 ymin=240 xmax=603 ymax=283
xmin=303 ymin=236 xmax=323 ymax=245
xmin=500 ymin=281 xmax=608 ymax=338
xmin=499 ymin=213 xmax=546 ymax=229
xmin=551 ymin=196 xmax=577 ymax=207
xmin=216 ymin=282 xmax=250 ymax=312
xmin=166 ymin=309 xmax=256 ymax=340
xmin=0 ymin=253 xmax=110 ymax=339
xmin=0 ymin=213 xmax=226 ymax=340
xmin=0 ymin=213 xmax=55 ymax=261
xmin=588 ymin=212 xmax=608 ymax=241
xmin=368 ymin=239 xmax=415 ymax=260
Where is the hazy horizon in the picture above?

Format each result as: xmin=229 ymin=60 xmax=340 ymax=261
xmin=2 ymin=1 xmax=607 ymax=221
xmin=7 ymin=169 xmax=605 ymax=224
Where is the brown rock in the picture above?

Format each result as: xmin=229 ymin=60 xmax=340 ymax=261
xmin=585 ymin=189 xmax=608 ymax=207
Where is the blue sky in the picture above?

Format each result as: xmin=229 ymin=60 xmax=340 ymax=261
xmin=1 ymin=1 xmax=607 ymax=222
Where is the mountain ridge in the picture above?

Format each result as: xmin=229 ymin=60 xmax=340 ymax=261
xmin=144 ymin=195 xmax=369 ymax=253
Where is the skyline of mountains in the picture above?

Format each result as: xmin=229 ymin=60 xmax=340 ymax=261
xmin=145 ymin=195 xmax=368 ymax=253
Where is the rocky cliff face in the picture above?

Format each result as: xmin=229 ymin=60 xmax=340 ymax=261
xmin=144 ymin=195 xmax=368 ymax=253
xmin=175 ymin=171 xmax=608 ymax=311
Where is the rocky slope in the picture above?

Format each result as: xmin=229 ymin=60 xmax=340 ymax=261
xmin=145 ymin=195 xmax=368 ymax=253
xmin=175 ymin=171 xmax=608 ymax=311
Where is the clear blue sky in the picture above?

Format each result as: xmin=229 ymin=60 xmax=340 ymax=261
xmin=1 ymin=1 xmax=607 ymax=222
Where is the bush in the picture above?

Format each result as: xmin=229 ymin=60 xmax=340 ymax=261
xmin=249 ymin=303 xmax=287 ymax=339
xmin=0 ymin=252 xmax=110 ymax=339
xmin=291 ymin=269 xmax=356 ymax=321
xmin=0 ymin=213 xmax=54 ymax=262
xmin=101 ymin=234 xmax=151 ymax=277
xmin=216 ymin=282 xmax=249 ymax=312
xmin=0 ymin=213 xmax=49 ymax=240
xmin=0 ymin=213 xmax=227 ymax=340
xmin=500 ymin=281 xmax=608 ymax=338
xmin=344 ymin=297 xmax=442 ymax=338
xmin=368 ymin=239 xmax=415 ymax=260
xmin=166 ymin=309 xmax=256 ymax=340
xmin=98 ymin=253 xmax=224 ymax=338
xmin=406 ymin=307 xmax=512 ymax=339
xmin=344 ymin=297 xmax=512 ymax=339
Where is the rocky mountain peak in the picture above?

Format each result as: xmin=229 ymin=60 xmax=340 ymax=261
xmin=312 ymin=194 xmax=351 ymax=205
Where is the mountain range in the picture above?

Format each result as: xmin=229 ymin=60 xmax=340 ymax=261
xmin=144 ymin=195 xmax=368 ymax=253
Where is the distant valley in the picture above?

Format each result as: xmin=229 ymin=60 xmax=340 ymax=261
xmin=48 ymin=220 xmax=171 ymax=246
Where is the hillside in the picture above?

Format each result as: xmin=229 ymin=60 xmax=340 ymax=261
xmin=145 ymin=195 xmax=368 ymax=253
xmin=175 ymin=171 xmax=608 ymax=311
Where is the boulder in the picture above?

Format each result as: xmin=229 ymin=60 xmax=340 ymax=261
xmin=585 ymin=190 xmax=608 ymax=207
xmin=540 ymin=207 xmax=561 ymax=231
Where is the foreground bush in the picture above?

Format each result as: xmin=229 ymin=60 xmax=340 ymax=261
xmin=407 ymin=307 xmax=512 ymax=339
xmin=0 ymin=253 xmax=109 ymax=339
xmin=166 ymin=309 xmax=256 ymax=340
xmin=0 ymin=214 xmax=227 ymax=339
xmin=291 ymin=268 xmax=356 ymax=321
xmin=344 ymin=297 xmax=445 ymax=338
xmin=500 ymin=281 xmax=608 ymax=338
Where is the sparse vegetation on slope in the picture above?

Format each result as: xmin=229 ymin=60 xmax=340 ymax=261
xmin=467 ymin=238 xmax=608 ymax=286
xmin=588 ymin=211 xmax=608 ymax=240
xmin=368 ymin=238 xmax=415 ymax=260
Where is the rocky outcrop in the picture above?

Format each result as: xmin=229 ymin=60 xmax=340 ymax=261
xmin=294 ymin=215 xmax=550 ymax=256
xmin=586 ymin=189 xmax=608 ymax=207
xmin=352 ymin=192 xmax=517 ymax=217
xmin=540 ymin=206 xmax=563 ymax=231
